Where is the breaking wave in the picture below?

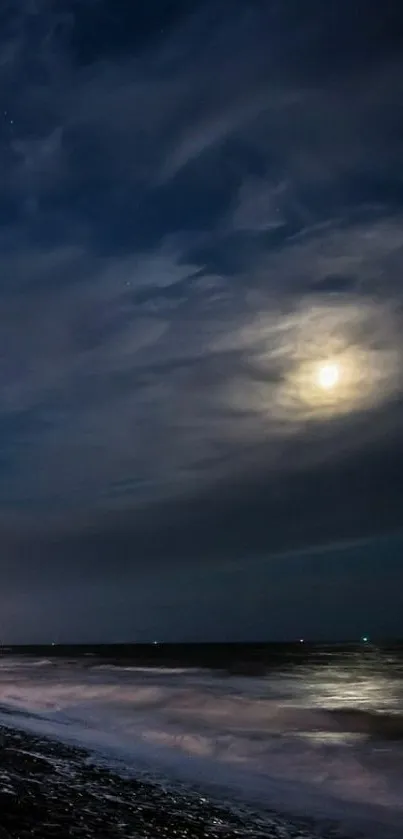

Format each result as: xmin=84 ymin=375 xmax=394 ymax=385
xmin=0 ymin=651 xmax=402 ymax=833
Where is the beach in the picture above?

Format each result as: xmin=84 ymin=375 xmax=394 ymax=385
xmin=0 ymin=723 xmax=354 ymax=839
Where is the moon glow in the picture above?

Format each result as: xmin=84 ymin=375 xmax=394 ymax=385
xmin=317 ymin=362 xmax=340 ymax=391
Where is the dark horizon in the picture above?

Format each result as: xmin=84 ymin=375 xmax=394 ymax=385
xmin=3 ymin=637 xmax=402 ymax=651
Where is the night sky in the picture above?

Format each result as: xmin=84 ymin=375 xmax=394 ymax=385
xmin=1 ymin=0 xmax=403 ymax=642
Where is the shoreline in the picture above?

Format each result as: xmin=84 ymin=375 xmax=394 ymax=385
xmin=0 ymin=723 xmax=371 ymax=839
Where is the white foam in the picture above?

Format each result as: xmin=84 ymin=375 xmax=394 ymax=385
xmin=92 ymin=665 xmax=200 ymax=674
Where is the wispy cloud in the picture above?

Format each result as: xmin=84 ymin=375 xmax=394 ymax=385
xmin=0 ymin=0 xmax=402 ymax=541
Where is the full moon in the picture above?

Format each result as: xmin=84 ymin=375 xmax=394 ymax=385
xmin=317 ymin=362 xmax=340 ymax=391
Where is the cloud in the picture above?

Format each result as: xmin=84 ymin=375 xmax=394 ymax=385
xmin=227 ymin=177 xmax=288 ymax=233
xmin=3 ymin=0 xmax=401 ymax=213
xmin=307 ymin=274 xmax=357 ymax=294
xmin=1 ymin=3 xmax=403 ymax=645
xmin=0 ymin=210 xmax=402 ymax=527
xmin=0 ymin=0 xmax=402 ymax=553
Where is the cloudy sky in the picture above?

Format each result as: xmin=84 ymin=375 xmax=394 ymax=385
xmin=1 ymin=0 xmax=403 ymax=642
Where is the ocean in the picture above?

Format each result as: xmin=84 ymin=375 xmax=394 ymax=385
xmin=0 ymin=642 xmax=402 ymax=838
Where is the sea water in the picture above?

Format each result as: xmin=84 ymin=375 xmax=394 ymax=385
xmin=0 ymin=643 xmax=402 ymax=836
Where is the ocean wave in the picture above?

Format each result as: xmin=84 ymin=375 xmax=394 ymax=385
xmin=0 ymin=656 xmax=402 ymax=827
xmin=325 ymin=708 xmax=403 ymax=739
xmin=0 ymin=658 xmax=54 ymax=669
xmin=0 ymin=668 xmax=402 ymax=739
xmin=91 ymin=665 xmax=201 ymax=675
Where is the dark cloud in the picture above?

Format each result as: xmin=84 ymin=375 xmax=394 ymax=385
xmin=0 ymin=0 xmax=403 ymax=639
xmin=307 ymin=274 xmax=358 ymax=294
